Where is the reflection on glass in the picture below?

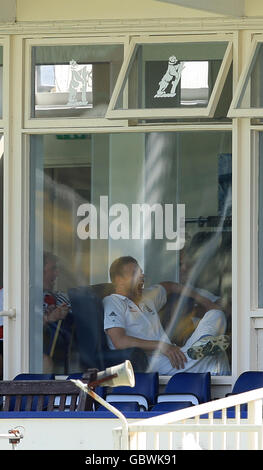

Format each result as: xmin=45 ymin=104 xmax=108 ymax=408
xmin=0 ymin=135 xmax=3 ymax=380
xmin=180 ymin=61 xmax=209 ymax=106
xmin=0 ymin=47 xmax=3 ymax=119
xmin=238 ymin=43 xmax=263 ymax=109
xmin=30 ymin=131 xmax=232 ymax=376
xmin=32 ymin=44 xmax=124 ymax=118
xmin=258 ymin=133 xmax=263 ymax=307
xmin=115 ymin=42 xmax=228 ymax=110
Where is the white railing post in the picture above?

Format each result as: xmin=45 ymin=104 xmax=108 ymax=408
xmin=247 ymin=398 xmax=263 ymax=449
xmin=113 ymin=387 xmax=263 ymax=451
xmin=113 ymin=428 xmax=122 ymax=450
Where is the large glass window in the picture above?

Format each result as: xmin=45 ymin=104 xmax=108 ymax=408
xmin=0 ymin=47 xmax=3 ymax=120
xmin=30 ymin=44 xmax=124 ymax=119
xmin=258 ymin=133 xmax=263 ymax=307
xmin=29 ymin=131 xmax=232 ymax=375
xmin=0 ymin=135 xmax=3 ymax=380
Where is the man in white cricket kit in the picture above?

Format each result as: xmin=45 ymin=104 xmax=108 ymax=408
xmin=104 ymin=256 xmax=230 ymax=376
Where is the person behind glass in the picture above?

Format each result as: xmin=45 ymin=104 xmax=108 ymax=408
xmin=43 ymin=251 xmax=72 ymax=373
xmin=104 ymin=256 xmax=230 ymax=376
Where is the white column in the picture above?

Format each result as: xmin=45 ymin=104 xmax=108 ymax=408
xmin=3 ymin=36 xmax=28 ymax=378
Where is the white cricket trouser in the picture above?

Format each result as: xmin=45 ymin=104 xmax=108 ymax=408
xmin=147 ymin=309 xmax=230 ymax=376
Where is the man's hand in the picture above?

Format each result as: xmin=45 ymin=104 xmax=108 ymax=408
xmin=159 ymin=342 xmax=187 ymax=369
xmin=46 ymin=303 xmax=69 ymax=323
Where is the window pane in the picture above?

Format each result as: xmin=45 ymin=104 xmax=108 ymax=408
xmin=114 ymin=42 xmax=228 ymax=111
xmin=0 ymin=47 xmax=3 ymax=119
xmin=238 ymin=43 xmax=263 ymax=109
xmin=0 ymin=135 xmax=3 ymax=380
xmin=31 ymin=44 xmax=124 ymax=119
xmin=30 ymin=131 xmax=232 ymax=375
xmin=259 ymin=133 xmax=263 ymax=306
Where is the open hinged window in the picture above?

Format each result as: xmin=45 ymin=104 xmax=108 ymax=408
xmin=106 ymin=35 xmax=233 ymax=120
xmin=24 ymin=37 xmax=127 ymax=128
xmin=228 ymin=35 xmax=263 ymax=118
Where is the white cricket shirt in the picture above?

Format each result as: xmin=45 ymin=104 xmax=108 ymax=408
xmin=103 ymin=284 xmax=170 ymax=349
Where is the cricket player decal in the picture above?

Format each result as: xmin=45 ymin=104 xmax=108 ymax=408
xmin=154 ymin=55 xmax=184 ymax=98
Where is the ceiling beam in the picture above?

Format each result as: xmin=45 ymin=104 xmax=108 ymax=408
xmin=155 ymin=0 xmax=245 ymax=17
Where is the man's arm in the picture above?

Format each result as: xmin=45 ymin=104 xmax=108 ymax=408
xmin=159 ymin=281 xmax=221 ymax=311
xmin=106 ymin=327 xmax=187 ymax=370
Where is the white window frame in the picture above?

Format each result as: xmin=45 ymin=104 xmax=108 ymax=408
xmin=228 ymin=34 xmax=263 ymax=118
xmin=249 ymin=127 xmax=263 ymax=371
xmin=106 ymin=34 xmax=233 ymax=120
xmin=3 ymin=29 xmax=240 ymax=390
xmin=24 ymin=36 xmax=129 ymax=129
xmin=0 ymin=37 xmax=10 ymax=129
xmin=250 ymin=127 xmax=263 ymax=316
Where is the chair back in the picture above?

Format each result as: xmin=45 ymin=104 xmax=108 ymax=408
xmin=165 ymin=372 xmax=211 ymax=403
xmin=232 ymin=371 xmax=263 ymax=394
xmin=107 ymin=372 xmax=159 ymax=407
xmin=68 ymin=284 xmax=113 ymax=370
xmin=13 ymin=373 xmax=55 ymax=380
xmin=68 ymin=285 xmax=148 ymax=372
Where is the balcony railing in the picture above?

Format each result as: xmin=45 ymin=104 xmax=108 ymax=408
xmin=113 ymin=387 xmax=263 ymax=450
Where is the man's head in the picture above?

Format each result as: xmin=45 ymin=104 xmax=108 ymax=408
xmin=43 ymin=252 xmax=58 ymax=291
xmin=110 ymin=256 xmax=144 ymax=298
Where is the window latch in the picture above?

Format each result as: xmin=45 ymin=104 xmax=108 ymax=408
xmin=0 ymin=308 xmax=16 ymax=319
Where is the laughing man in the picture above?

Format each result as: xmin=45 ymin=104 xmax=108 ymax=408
xmin=104 ymin=256 xmax=230 ymax=376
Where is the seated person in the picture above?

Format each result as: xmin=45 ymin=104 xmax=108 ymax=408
xmin=104 ymin=256 xmax=230 ymax=376
xmin=160 ymin=232 xmax=231 ymax=347
xmin=43 ymin=251 xmax=73 ymax=373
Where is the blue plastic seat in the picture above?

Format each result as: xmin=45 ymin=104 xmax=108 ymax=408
xmin=201 ymin=372 xmax=263 ymax=420
xmin=105 ymin=372 xmax=159 ymax=411
xmin=221 ymin=371 xmax=263 ymax=418
xmin=97 ymin=402 xmax=141 ymax=413
xmin=231 ymin=371 xmax=263 ymax=395
xmin=151 ymin=401 xmax=194 ymax=413
xmin=156 ymin=372 xmax=211 ymax=409
xmin=13 ymin=373 xmax=55 ymax=380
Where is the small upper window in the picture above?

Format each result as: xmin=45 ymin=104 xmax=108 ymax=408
xmin=228 ymin=36 xmax=263 ymax=117
xmin=30 ymin=43 xmax=124 ymax=120
xmin=106 ymin=36 xmax=233 ymax=120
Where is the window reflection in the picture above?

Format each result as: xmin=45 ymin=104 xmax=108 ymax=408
xmin=0 ymin=135 xmax=3 ymax=380
xmin=180 ymin=61 xmax=209 ymax=106
xmin=30 ymin=131 xmax=232 ymax=375
xmin=0 ymin=47 xmax=3 ymax=119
